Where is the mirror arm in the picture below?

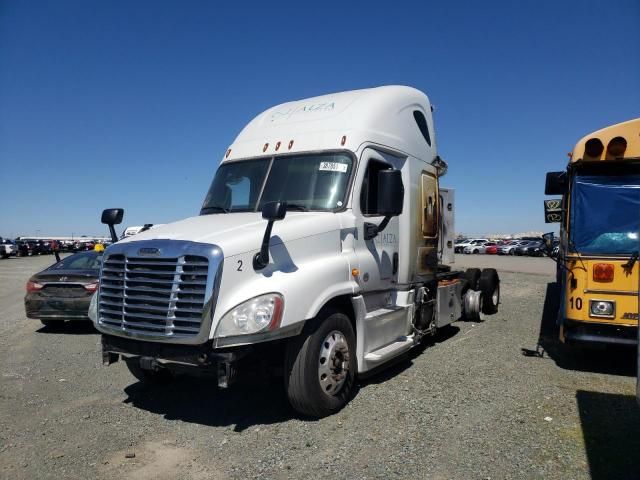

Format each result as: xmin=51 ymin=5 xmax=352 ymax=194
xmin=253 ymin=220 xmax=275 ymax=270
xmin=364 ymin=216 xmax=392 ymax=241
xmin=108 ymin=225 xmax=118 ymax=244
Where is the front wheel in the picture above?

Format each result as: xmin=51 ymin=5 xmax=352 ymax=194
xmin=285 ymin=310 xmax=356 ymax=418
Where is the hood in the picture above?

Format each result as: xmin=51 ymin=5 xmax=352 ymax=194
xmin=117 ymin=212 xmax=343 ymax=257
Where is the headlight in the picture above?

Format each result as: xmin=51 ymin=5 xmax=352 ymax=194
xmin=215 ymin=293 xmax=284 ymax=337
xmin=589 ymin=300 xmax=615 ymax=318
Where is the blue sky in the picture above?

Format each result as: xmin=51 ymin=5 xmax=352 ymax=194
xmin=1 ymin=0 xmax=639 ymax=238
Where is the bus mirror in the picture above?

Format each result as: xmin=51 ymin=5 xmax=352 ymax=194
xmin=542 ymin=232 xmax=554 ymax=252
xmin=101 ymin=208 xmax=124 ymax=225
xmin=545 ymin=171 xmax=566 ymax=195
xmin=544 ymin=199 xmax=562 ymax=223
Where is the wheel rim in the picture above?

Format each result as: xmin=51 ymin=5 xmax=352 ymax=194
xmin=318 ymin=330 xmax=350 ymax=396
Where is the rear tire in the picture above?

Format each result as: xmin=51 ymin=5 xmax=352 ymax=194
xmin=464 ymin=268 xmax=482 ymax=290
xmin=125 ymin=359 xmax=174 ymax=385
xmin=285 ymin=310 xmax=356 ymax=418
xmin=479 ymin=268 xmax=500 ymax=314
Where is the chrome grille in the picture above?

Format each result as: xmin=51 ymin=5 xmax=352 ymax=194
xmin=98 ymin=254 xmax=209 ymax=338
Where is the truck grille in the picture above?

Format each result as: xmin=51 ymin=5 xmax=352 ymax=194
xmin=98 ymin=254 xmax=209 ymax=338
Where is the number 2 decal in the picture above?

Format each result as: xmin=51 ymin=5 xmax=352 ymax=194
xmin=237 ymin=260 xmax=243 ymax=271
xmin=570 ymin=297 xmax=582 ymax=310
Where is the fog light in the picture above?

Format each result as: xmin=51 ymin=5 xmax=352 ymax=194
xmin=589 ymin=300 xmax=615 ymax=318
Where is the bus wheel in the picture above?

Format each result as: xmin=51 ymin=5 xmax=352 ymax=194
xmin=479 ymin=268 xmax=500 ymax=314
xmin=284 ymin=310 xmax=356 ymax=418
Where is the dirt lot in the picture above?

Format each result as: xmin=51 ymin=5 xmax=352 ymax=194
xmin=1 ymin=254 xmax=638 ymax=479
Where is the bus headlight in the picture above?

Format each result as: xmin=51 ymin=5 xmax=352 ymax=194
xmin=589 ymin=300 xmax=615 ymax=318
xmin=215 ymin=293 xmax=284 ymax=337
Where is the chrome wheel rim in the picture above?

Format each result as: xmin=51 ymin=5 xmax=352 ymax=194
xmin=318 ymin=330 xmax=350 ymax=396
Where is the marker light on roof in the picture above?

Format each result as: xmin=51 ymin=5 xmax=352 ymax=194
xmin=263 ymin=143 xmax=269 ymax=152
xmin=275 ymin=141 xmax=281 ymax=151
xmin=607 ymin=136 xmax=627 ymax=158
xmin=288 ymin=140 xmax=294 ymax=150
xmin=341 ymin=135 xmax=347 ymax=146
xmin=225 ymin=149 xmax=231 ymax=158
xmin=584 ymin=138 xmax=604 ymax=158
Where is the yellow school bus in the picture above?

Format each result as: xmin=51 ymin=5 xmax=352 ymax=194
xmin=544 ymin=118 xmax=640 ymax=346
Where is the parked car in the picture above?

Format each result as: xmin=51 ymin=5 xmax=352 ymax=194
xmin=0 ymin=239 xmax=18 ymax=258
xmin=24 ymin=251 xmax=102 ymax=326
xmin=498 ymin=240 xmax=525 ymax=255
xmin=514 ymin=240 xmax=538 ymax=256
xmin=17 ymin=241 xmax=36 ymax=256
xmin=523 ymin=240 xmax=546 ymax=257
xmin=485 ymin=244 xmax=498 ymax=254
xmin=464 ymin=241 xmax=497 ymax=254
xmin=457 ymin=238 xmax=489 ymax=253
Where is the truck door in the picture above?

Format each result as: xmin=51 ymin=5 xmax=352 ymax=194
xmin=354 ymin=151 xmax=400 ymax=294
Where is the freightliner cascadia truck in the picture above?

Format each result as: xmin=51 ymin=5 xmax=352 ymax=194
xmin=90 ymin=86 xmax=500 ymax=417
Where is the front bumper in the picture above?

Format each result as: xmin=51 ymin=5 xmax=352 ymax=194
xmin=24 ymin=295 xmax=91 ymax=320
xmin=562 ymin=319 xmax=637 ymax=346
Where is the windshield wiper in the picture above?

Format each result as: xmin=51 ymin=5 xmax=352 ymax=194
xmin=201 ymin=205 xmax=230 ymax=214
xmin=285 ymin=203 xmax=310 ymax=212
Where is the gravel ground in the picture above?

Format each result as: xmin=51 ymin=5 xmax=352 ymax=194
xmin=1 ymin=254 xmax=638 ymax=479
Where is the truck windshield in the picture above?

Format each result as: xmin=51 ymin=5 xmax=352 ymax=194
xmin=570 ymin=173 xmax=640 ymax=254
xmin=201 ymin=153 xmax=354 ymax=214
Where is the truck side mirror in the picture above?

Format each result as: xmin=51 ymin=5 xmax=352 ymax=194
xmin=254 ymin=202 xmax=287 ymax=270
xmin=365 ymin=170 xmax=404 ymax=240
xmin=545 ymin=171 xmax=566 ymax=195
xmin=101 ymin=208 xmax=124 ymax=225
xmin=544 ymin=199 xmax=562 ymax=223
xmin=377 ymin=169 xmax=404 ymax=216
xmin=101 ymin=208 xmax=124 ymax=244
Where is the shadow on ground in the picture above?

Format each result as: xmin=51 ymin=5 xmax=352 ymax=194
xmin=123 ymin=325 xmax=462 ymax=430
xmin=522 ymin=282 xmax=636 ymax=377
xmin=36 ymin=321 xmax=97 ymax=335
xmin=576 ymin=390 xmax=640 ymax=480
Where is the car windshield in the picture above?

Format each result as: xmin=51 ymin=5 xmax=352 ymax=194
xmin=201 ymin=153 xmax=354 ymax=214
xmin=570 ymin=173 xmax=640 ymax=254
xmin=48 ymin=252 xmax=102 ymax=271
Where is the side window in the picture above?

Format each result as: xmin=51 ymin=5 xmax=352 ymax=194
xmin=413 ymin=111 xmax=432 ymax=146
xmin=360 ymin=159 xmax=391 ymax=215
xmin=421 ymin=173 xmax=438 ymax=237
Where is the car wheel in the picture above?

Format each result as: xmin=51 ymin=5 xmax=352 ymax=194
xmin=509 ymin=249 xmax=515 ymax=256
xmin=473 ymin=249 xmax=479 ymax=254
xmin=285 ymin=309 xmax=356 ymax=418
xmin=464 ymin=268 xmax=482 ymax=291
xmin=479 ymin=269 xmax=500 ymax=314
xmin=125 ymin=359 xmax=175 ymax=385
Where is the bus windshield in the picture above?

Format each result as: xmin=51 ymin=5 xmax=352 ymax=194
xmin=570 ymin=173 xmax=640 ymax=254
xmin=201 ymin=153 xmax=354 ymax=214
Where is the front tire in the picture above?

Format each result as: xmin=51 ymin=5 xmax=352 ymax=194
xmin=285 ymin=310 xmax=356 ymax=418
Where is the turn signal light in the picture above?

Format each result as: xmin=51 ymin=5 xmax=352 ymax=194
xmin=593 ymin=263 xmax=614 ymax=282
xmin=83 ymin=283 xmax=99 ymax=292
xmin=26 ymin=281 xmax=44 ymax=293
xmin=607 ymin=136 xmax=627 ymax=158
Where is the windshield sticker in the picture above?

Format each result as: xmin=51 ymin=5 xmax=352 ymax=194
xmin=319 ymin=162 xmax=348 ymax=173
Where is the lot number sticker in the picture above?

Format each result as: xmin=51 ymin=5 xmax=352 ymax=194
xmin=319 ymin=162 xmax=348 ymax=173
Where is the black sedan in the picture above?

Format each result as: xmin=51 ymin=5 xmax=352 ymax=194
xmin=24 ymin=251 xmax=102 ymax=326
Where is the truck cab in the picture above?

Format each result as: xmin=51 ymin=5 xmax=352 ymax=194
xmin=90 ymin=86 xmax=500 ymax=417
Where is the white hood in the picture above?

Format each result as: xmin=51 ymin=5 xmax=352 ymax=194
xmin=118 ymin=212 xmax=342 ymax=258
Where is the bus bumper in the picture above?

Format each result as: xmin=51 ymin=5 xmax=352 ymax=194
xmin=561 ymin=320 xmax=637 ymax=346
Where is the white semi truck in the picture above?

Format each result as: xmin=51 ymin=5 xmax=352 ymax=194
xmin=89 ymin=86 xmax=500 ymax=417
